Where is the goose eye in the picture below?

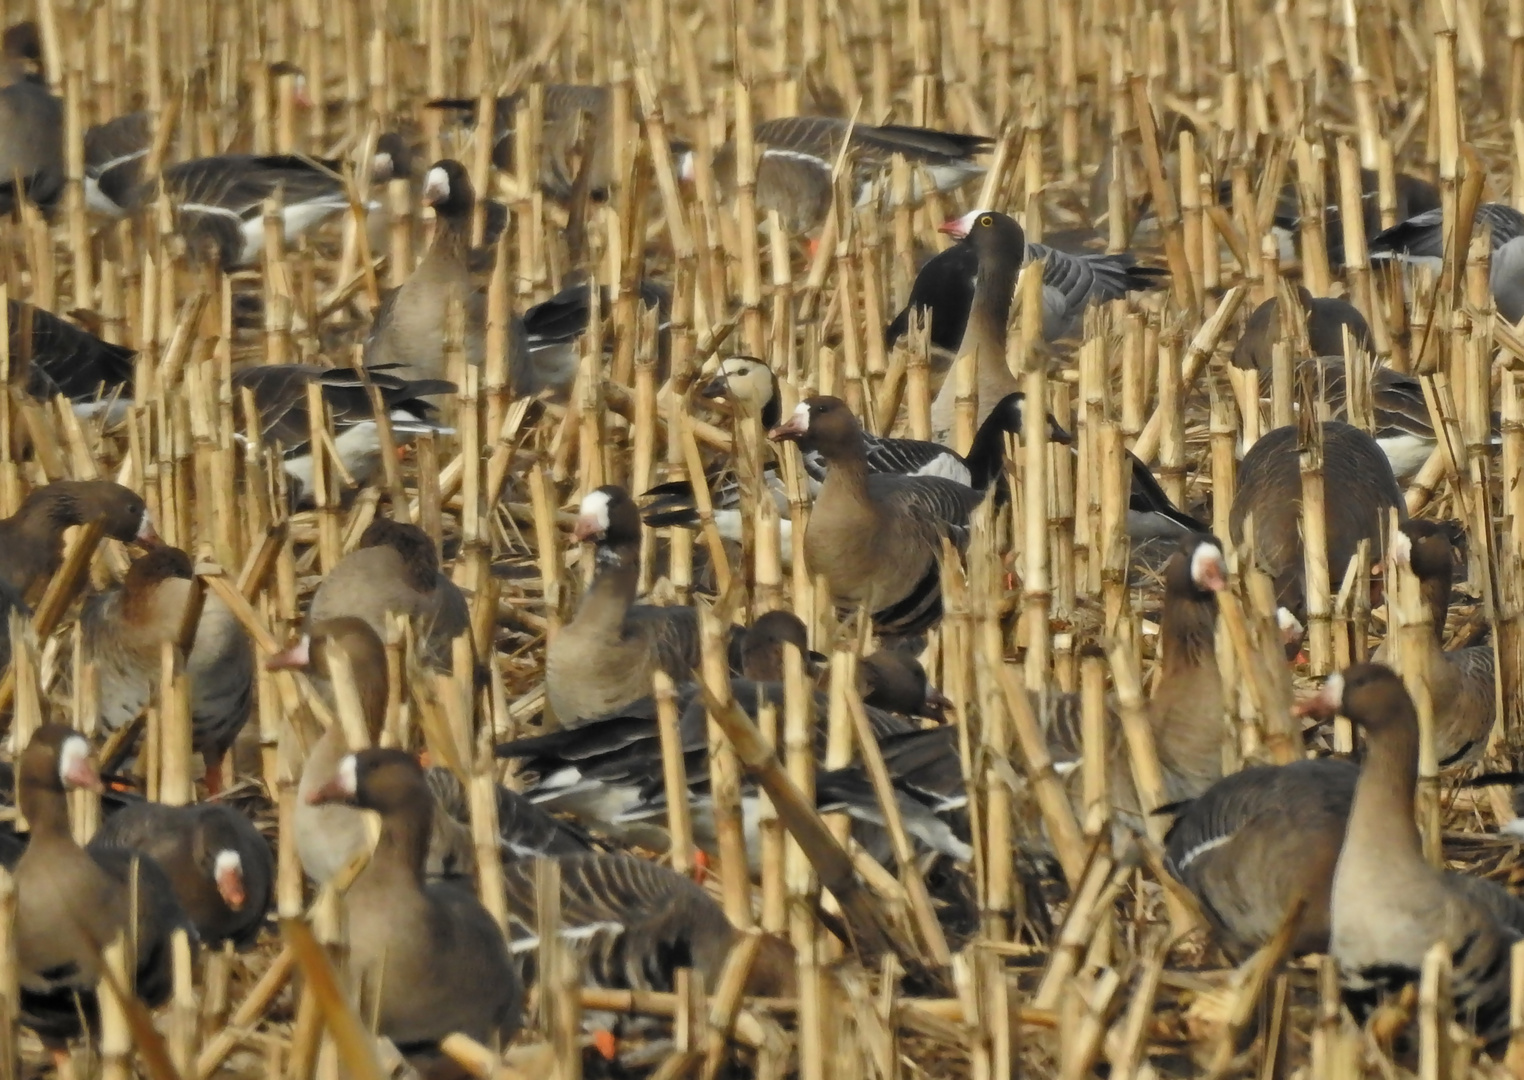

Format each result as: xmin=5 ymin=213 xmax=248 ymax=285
xmin=979 ymin=214 xmax=993 ymax=227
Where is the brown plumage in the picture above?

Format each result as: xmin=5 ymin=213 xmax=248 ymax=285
xmin=84 ymin=546 xmax=255 ymax=793
xmin=427 ymin=85 xmax=612 ymax=199
xmin=546 ymin=486 xmax=703 ymax=726
xmin=1230 ymin=289 xmax=1373 ymax=373
xmin=502 ymin=852 xmax=795 ymax=996
xmin=307 ymin=748 xmax=522 ymax=1050
xmin=1228 ymin=421 xmax=1405 ymax=614
xmin=1371 ymin=519 xmax=1494 ymax=766
xmin=307 ymin=517 xmax=470 ymax=668
xmin=769 ymin=396 xmax=983 ymax=636
xmin=0 ymin=479 xmax=157 ymax=597
xmin=0 ymin=22 xmax=62 ymax=214
xmin=13 ymin=725 xmax=191 ymax=1046
xmin=89 ymin=800 xmax=273 ymax=948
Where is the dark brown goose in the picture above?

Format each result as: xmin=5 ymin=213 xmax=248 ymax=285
xmin=0 ymin=480 xmax=157 ymax=598
xmin=307 ymin=517 xmax=470 ymax=669
xmin=84 ymin=546 xmax=254 ymax=794
xmin=7 ymin=300 xmax=136 ymax=409
xmin=89 ymin=800 xmax=273 ymax=948
xmin=1230 ymin=289 xmax=1373 ymax=373
xmin=1371 ymin=519 xmax=1494 ymax=766
xmin=0 ymin=22 xmax=62 ymax=214
xmin=1228 ymin=421 xmax=1405 ymax=614
xmin=308 ymin=749 xmax=522 ymax=1052
xmin=13 ymin=726 xmax=191 ymax=1057
xmin=769 ymin=396 xmax=983 ymax=637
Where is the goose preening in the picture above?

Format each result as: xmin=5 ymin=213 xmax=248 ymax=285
xmin=689 ymin=116 xmax=992 ymax=235
xmin=1370 ymin=519 xmax=1494 ymax=766
xmin=84 ymin=546 xmax=255 ymax=794
xmin=0 ymin=479 xmax=158 ymax=597
xmin=0 ymin=22 xmax=62 ymax=215
xmin=307 ymin=749 xmax=523 ymax=1053
xmin=769 ymin=396 xmax=982 ymax=636
xmin=1228 ymin=421 xmax=1405 ymax=614
xmin=13 ymin=726 xmax=192 ymax=1059
xmin=1300 ymin=665 xmax=1524 ymax=1042
xmin=886 ymin=208 xmax=1168 ymax=356
xmin=231 ymin=362 xmax=455 ymax=499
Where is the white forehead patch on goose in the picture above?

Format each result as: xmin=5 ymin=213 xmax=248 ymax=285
xmin=423 ymin=166 xmax=450 ymax=202
xmin=214 ymin=850 xmax=243 ymax=878
xmin=1390 ymin=528 xmax=1413 ymax=568
xmin=336 ymin=753 xmax=359 ymax=796
xmin=790 ymin=401 xmax=810 ymax=430
xmin=578 ymin=490 xmax=613 ymax=531
xmin=1189 ymin=541 xmax=1227 ymax=590
xmin=58 ymin=736 xmax=90 ymax=787
xmin=1324 ymin=672 xmax=1345 ymax=706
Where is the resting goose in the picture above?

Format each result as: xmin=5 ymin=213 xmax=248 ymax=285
xmin=1369 ymin=201 xmax=1524 ymax=268
xmin=13 ymin=726 xmax=191 ymax=1055
xmin=363 ymin=158 xmax=529 ymax=387
xmin=421 ymin=764 xmax=594 ymax=862
xmin=1371 ymin=520 xmax=1494 ymax=766
xmin=888 ymin=208 xmax=1167 ymax=356
xmin=232 ymin=362 xmax=455 ymax=500
xmin=0 ymin=480 xmax=158 ymax=597
xmin=521 ymin=278 xmax=671 ymax=397
xmin=546 ymin=486 xmax=703 ymax=725
xmin=89 ymin=800 xmax=272 ymax=948
xmin=8 ymin=299 xmax=135 ymax=409
xmin=307 ymin=517 xmax=470 ymax=669
xmin=769 ymin=396 xmax=983 ymax=636
xmin=427 ymin=85 xmax=613 ymax=199
xmin=308 ymin=749 xmax=523 ymax=1052
xmin=0 ymin=22 xmax=62 ymax=215
xmin=1230 ymin=290 xmax=1373 ymax=372
xmin=692 ymin=116 xmax=991 ymax=235
xmin=1229 ymin=421 xmax=1405 ymax=614
xmin=1303 ymin=665 xmax=1520 ymax=1041
xmin=84 ymin=546 xmax=255 ymax=794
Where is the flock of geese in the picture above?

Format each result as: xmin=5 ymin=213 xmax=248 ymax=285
xmin=0 ymin=11 xmax=1520 ymax=1072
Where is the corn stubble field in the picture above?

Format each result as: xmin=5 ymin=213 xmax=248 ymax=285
xmin=0 ymin=0 xmax=1522 ymax=1076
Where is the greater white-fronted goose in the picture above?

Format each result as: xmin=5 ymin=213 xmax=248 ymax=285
xmin=0 ymin=479 xmax=158 ymax=597
xmin=695 ymin=116 xmax=992 ymax=235
xmin=84 ymin=546 xmax=254 ymax=794
xmin=1228 ymin=421 xmax=1405 ymax=614
xmin=363 ymin=159 xmax=529 ymax=388
xmin=769 ymin=396 xmax=983 ymax=636
xmin=13 ymin=725 xmax=191 ymax=1054
xmin=0 ymin=22 xmax=62 ymax=215
xmin=89 ymin=800 xmax=272 ymax=948
xmin=428 ymin=85 xmax=613 ymax=199
xmin=270 ymin=618 xmax=475 ymax=884
xmin=307 ymin=517 xmax=470 ymax=669
xmin=421 ymin=764 xmax=594 ymax=862
xmin=503 ymin=853 xmax=795 ymax=997
xmin=1492 ymin=234 xmax=1524 ymax=324
xmin=859 ymin=649 xmax=954 ymax=722
xmin=369 ymin=131 xmax=508 ymax=252
xmin=889 ymin=209 xmax=1167 ymax=356
xmin=546 ymin=486 xmax=703 ymax=726
xmin=1163 ymin=758 xmax=1357 ymax=960
xmin=520 ymin=278 xmax=671 ymax=396
xmin=1369 ymin=201 xmax=1524 ymax=267
xmin=307 ymin=749 xmax=522 ymax=1051
xmin=232 ymin=362 xmax=455 ymax=500
xmin=1303 ymin=664 xmax=1520 ymax=1041
xmin=1230 ymin=290 xmax=1373 ymax=372
xmin=8 ymin=299 xmax=135 ymax=408
xmin=1371 ymin=520 xmax=1494 ymax=766
xmin=1281 ymin=359 xmax=1439 ymax=481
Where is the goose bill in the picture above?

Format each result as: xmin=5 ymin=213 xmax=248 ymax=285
xmin=265 ymin=635 xmax=311 ymax=671
xmin=767 ymin=405 xmax=810 ymax=442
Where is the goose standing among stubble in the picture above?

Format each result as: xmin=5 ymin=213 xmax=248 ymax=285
xmin=1229 ymin=421 xmax=1405 ymax=615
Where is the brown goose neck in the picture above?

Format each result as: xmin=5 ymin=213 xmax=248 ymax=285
xmin=372 ymin=797 xmax=432 ymax=885
xmin=1350 ymin=716 xmax=1424 ymax=860
xmin=1160 ymin=593 xmax=1217 ymax=671
xmin=1418 ymin=573 xmax=1451 ymax=644
xmin=18 ymin=780 xmax=73 ymax=840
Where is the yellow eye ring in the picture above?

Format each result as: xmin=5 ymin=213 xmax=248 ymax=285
xmin=979 ymin=214 xmax=993 ymax=227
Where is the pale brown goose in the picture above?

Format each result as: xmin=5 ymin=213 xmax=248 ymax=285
xmin=501 ymin=852 xmax=795 ymax=996
xmin=546 ymin=486 xmax=703 ymax=726
xmin=0 ymin=22 xmax=63 ymax=214
xmin=307 ymin=517 xmax=470 ymax=669
xmin=769 ymin=396 xmax=983 ymax=637
xmin=13 ymin=726 xmax=191 ymax=1055
xmin=1306 ymin=664 xmax=1520 ymax=1042
xmin=88 ymin=800 xmax=272 ymax=948
xmin=83 ymin=546 xmax=255 ymax=794
xmin=926 ymin=211 xmax=1026 ymax=439
xmin=1371 ymin=519 xmax=1494 ymax=766
xmin=1228 ymin=421 xmax=1405 ymax=615
xmin=307 ymin=749 xmax=523 ymax=1052
xmin=0 ymin=479 xmax=158 ymax=597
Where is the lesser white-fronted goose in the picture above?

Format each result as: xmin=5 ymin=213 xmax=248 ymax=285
xmin=0 ymin=22 xmax=62 ymax=215
xmin=13 ymin=725 xmax=191 ymax=1054
xmin=546 ymin=486 xmax=703 ymax=725
xmin=1370 ymin=201 xmax=1524 ymax=267
xmin=694 ymin=116 xmax=991 ymax=235
xmin=89 ymin=800 xmax=272 ymax=948
xmin=1303 ymin=664 xmax=1520 ymax=1041
xmin=889 ymin=208 xmax=1167 ymax=357
xmin=1371 ymin=520 xmax=1494 ymax=766
xmin=769 ymin=396 xmax=983 ymax=636
xmin=363 ymin=159 xmax=529 ymax=389
xmin=0 ymin=479 xmax=158 ymax=597
xmin=307 ymin=749 xmax=522 ymax=1051
xmin=232 ymin=362 xmax=455 ymax=500
xmin=84 ymin=546 xmax=254 ymax=794
xmin=307 ymin=517 xmax=470 ymax=669
xmin=8 ymin=299 xmax=135 ymax=408
xmin=502 ymin=852 xmax=795 ymax=995
xmin=269 ymin=618 xmax=475 ymax=883
xmin=520 ymin=278 xmax=671 ymax=396
xmin=428 ymin=84 xmax=613 ymax=199
xmin=1229 ymin=421 xmax=1405 ymax=614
